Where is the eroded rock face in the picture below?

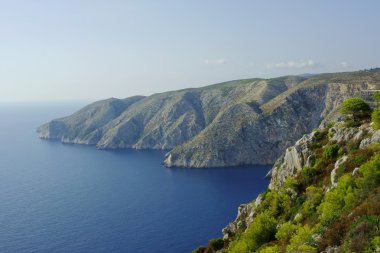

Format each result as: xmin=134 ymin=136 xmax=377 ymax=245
xmin=223 ymin=122 xmax=379 ymax=244
xmin=268 ymin=131 xmax=317 ymax=190
xmin=331 ymin=156 xmax=348 ymax=188
xmin=360 ymin=125 xmax=380 ymax=148
xmin=269 ymin=124 xmax=380 ymax=191
xmin=38 ymin=70 xmax=380 ymax=168
xmin=164 ymin=81 xmax=374 ymax=168
xmin=222 ymin=195 xmax=263 ymax=240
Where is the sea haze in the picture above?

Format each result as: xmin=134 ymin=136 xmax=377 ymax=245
xmin=0 ymin=102 xmax=271 ymax=253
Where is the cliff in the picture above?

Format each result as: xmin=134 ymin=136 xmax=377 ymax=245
xmin=195 ymin=120 xmax=380 ymax=252
xmin=37 ymin=69 xmax=380 ymax=168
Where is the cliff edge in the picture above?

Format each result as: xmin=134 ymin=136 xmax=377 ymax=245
xmin=38 ymin=69 xmax=380 ymax=168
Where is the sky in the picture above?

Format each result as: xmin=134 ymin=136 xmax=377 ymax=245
xmin=0 ymin=0 xmax=379 ymax=102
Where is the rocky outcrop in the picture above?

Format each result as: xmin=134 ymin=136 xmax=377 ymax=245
xmin=331 ymin=155 xmax=348 ymax=188
xmin=37 ymin=96 xmax=145 ymax=144
xmin=220 ymin=122 xmax=380 ymax=246
xmin=164 ymin=70 xmax=380 ymax=168
xmin=360 ymin=124 xmax=380 ymax=148
xmin=38 ymin=69 xmax=380 ymax=168
xmin=268 ymin=131 xmax=317 ymax=190
xmin=222 ymin=195 xmax=263 ymax=240
xmin=269 ymin=123 xmax=380 ymax=191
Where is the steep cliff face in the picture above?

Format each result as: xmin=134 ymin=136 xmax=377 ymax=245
xmin=38 ymin=69 xmax=380 ymax=168
xmin=269 ymin=122 xmax=380 ymax=191
xmin=198 ymin=122 xmax=380 ymax=253
xmin=164 ymin=81 xmax=373 ymax=167
xmin=37 ymin=96 xmax=145 ymax=144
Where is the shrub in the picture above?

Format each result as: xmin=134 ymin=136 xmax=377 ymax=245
xmin=340 ymin=98 xmax=371 ymax=123
xmin=207 ymin=238 xmax=224 ymax=252
xmin=371 ymin=108 xmax=380 ymax=129
xmin=323 ymin=144 xmax=340 ymax=159
xmin=255 ymin=191 xmax=281 ymax=217
xmin=317 ymin=174 xmax=357 ymax=225
xmin=258 ymin=245 xmax=280 ymax=253
xmin=313 ymin=158 xmax=326 ymax=171
xmin=310 ymin=130 xmax=329 ymax=150
xmin=326 ymin=121 xmax=336 ymax=129
xmin=366 ymin=236 xmax=380 ymax=252
xmin=338 ymin=147 xmax=344 ymax=157
xmin=318 ymin=215 xmax=350 ymax=251
xmin=229 ymin=212 xmax=277 ymax=253
xmin=276 ymin=222 xmax=298 ymax=245
xmin=286 ymin=225 xmax=317 ymax=253
xmin=347 ymin=138 xmax=361 ymax=152
xmin=301 ymin=186 xmax=323 ymax=217
xmin=192 ymin=246 xmax=207 ymax=253
xmin=301 ymin=166 xmax=318 ymax=185
xmin=289 ymin=196 xmax=305 ymax=220
xmin=373 ymin=91 xmax=380 ymax=108
xmin=355 ymin=153 xmax=380 ymax=197
xmin=342 ymin=146 xmax=375 ymax=172
xmin=348 ymin=216 xmax=380 ymax=252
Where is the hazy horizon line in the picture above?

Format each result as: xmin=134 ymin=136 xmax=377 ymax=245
xmin=2 ymin=67 xmax=379 ymax=103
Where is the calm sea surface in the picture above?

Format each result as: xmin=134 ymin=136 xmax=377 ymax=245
xmin=0 ymin=102 xmax=271 ymax=253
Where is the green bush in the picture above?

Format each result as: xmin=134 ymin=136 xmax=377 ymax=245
xmin=258 ymin=245 xmax=280 ymax=253
xmin=301 ymin=166 xmax=317 ymax=185
xmin=348 ymin=216 xmax=380 ymax=252
xmin=207 ymin=238 xmax=224 ymax=252
xmin=344 ymin=146 xmax=376 ymax=172
xmin=340 ymin=98 xmax=371 ymax=123
xmin=323 ymin=144 xmax=340 ymax=159
xmin=229 ymin=212 xmax=277 ymax=253
xmin=317 ymin=174 xmax=357 ymax=225
xmin=373 ymin=91 xmax=380 ymax=108
xmin=313 ymin=158 xmax=326 ymax=171
xmin=286 ymin=225 xmax=317 ymax=253
xmin=301 ymin=186 xmax=323 ymax=217
xmin=371 ymin=108 xmax=380 ymax=129
xmin=310 ymin=130 xmax=329 ymax=150
xmin=317 ymin=216 xmax=350 ymax=251
xmin=355 ymin=153 xmax=380 ymax=197
xmin=192 ymin=246 xmax=206 ymax=253
xmin=347 ymin=138 xmax=361 ymax=152
xmin=366 ymin=236 xmax=380 ymax=252
xmin=326 ymin=121 xmax=336 ymax=129
xmin=276 ymin=222 xmax=298 ymax=245
xmin=202 ymin=122 xmax=380 ymax=253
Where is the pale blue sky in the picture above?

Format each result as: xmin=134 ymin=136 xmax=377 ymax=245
xmin=1 ymin=0 xmax=379 ymax=101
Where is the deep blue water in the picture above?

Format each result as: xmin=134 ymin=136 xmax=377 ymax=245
xmin=0 ymin=102 xmax=271 ymax=253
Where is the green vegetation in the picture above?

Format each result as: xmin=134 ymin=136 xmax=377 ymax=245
xmin=340 ymin=98 xmax=371 ymax=125
xmin=372 ymin=108 xmax=380 ymax=129
xmin=323 ymin=143 xmax=340 ymax=159
xmin=373 ymin=91 xmax=380 ymax=108
xmin=192 ymin=238 xmax=225 ymax=253
xmin=229 ymin=212 xmax=277 ymax=253
xmin=195 ymin=114 xmax=380 ymax=252
xmin=40 ymin=69 xmax=380 ymax=168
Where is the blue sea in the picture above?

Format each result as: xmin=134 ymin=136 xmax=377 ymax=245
xmin=0 ymin=102 xmax=271 ymax=253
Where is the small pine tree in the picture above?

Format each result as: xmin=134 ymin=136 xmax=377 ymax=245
xmin=340 ymin=98 xmax=371 ymax=123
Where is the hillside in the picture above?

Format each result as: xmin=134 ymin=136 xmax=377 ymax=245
xmin=194 ymin=120 xmax=380 ymax=252
xmin=37 ymin=69 xmax=380 ymax=168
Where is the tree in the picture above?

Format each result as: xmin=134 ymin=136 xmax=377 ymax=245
xmin=340 ymin=98 xmax=371 ymax=123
